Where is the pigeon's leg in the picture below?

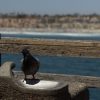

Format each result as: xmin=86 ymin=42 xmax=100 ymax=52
xmin=23 ymin=74 xmax=27 ymax=82
xmin=25 ymin=74 xmax=27 ymax=80
xmin=32 ymin=74 xmax=35 ymax=80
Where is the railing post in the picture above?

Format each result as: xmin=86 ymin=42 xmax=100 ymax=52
xmin=0 ymin=33 xmax=1 ymax=66
xmin=0 ymin=53 xmax=1 ymax=66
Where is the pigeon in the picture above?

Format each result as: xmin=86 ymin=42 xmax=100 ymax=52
xmin=21 ymin=49 xmax=40 ymax=81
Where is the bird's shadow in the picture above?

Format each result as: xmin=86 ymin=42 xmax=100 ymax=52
xmin=25 ymin=79 xmax=40 ymax=85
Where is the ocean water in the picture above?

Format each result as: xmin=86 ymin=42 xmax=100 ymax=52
xmin=1 ymin=54 xmax=100 ymax=76
xmin=1 ymin=32 xmax=100 ymax=41
xmin=1 ymin=32 xmax=100 ymax=100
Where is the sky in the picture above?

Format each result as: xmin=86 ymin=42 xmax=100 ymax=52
xmin=0 ymin=0 xmax=100 ymax=15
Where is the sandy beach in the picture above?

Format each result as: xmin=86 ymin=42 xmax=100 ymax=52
xmin=1 ymin=28 xmax=100 ymax=33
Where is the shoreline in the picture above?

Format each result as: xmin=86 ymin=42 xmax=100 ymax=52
xmin=0 ymin=28 xmax=100 ymax=34
xmin=1 ymin=28 xmax=100 ymax=38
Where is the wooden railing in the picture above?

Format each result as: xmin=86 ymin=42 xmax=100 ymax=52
xmin=1 ymin=38 xmax=100 ymax=57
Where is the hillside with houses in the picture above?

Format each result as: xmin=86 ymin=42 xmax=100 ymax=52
xmin=0 ymin=13 xmax=100 ymax=32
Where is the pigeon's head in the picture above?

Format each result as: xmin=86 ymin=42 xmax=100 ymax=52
xmin=21 ymin=48 xmax=29 ymax=56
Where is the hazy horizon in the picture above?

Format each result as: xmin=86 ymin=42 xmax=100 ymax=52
xmin=0 ymin=0 xmax=100 ymax=15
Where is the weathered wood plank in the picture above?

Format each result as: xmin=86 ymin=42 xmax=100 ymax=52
xmin=1 ymin=38 xmax=100 ymax=57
